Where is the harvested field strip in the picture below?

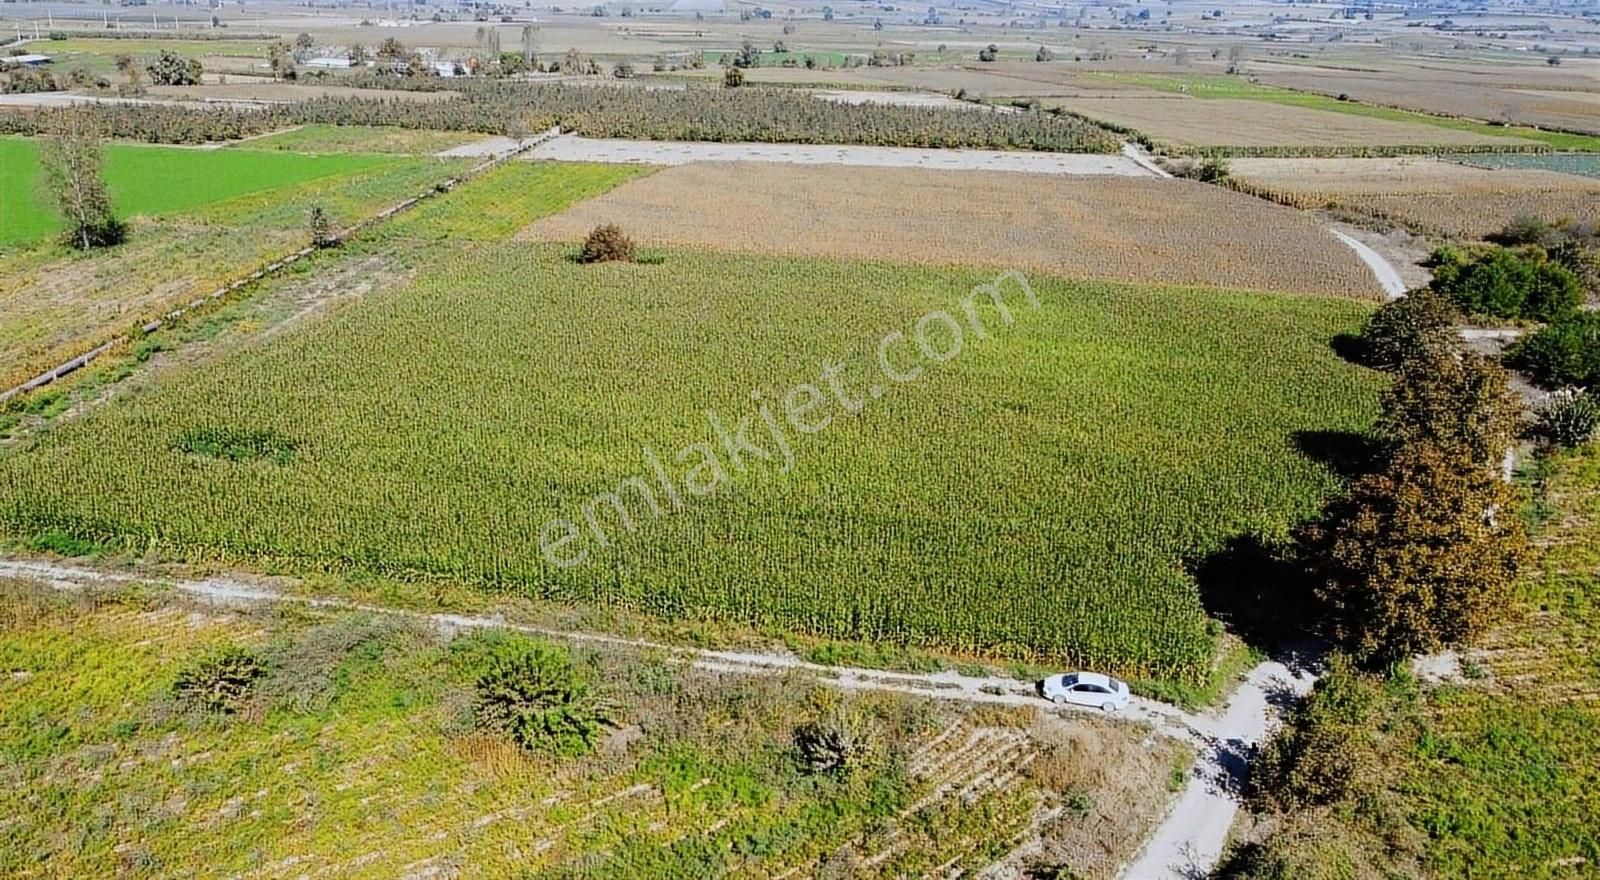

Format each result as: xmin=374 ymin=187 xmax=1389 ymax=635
xmin=1226 ymin=156 xmax=1600 ymax=240
xmin=0 ymin=244 xmax=1382 ymax=684
xmin=1085 ymin=72 xmax=1600 ymax=153
xmin=1042 ymin=96 xmax=1531 ymax=152
xmin=519 ymin=162 xmax=1382 ymax=298
xmin=225 ymin=123 xmax=482 ymax=155
xmin=524 ymin=134 xmax=1151 ymax=175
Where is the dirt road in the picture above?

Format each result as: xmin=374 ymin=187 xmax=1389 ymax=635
xmin=0 ymin=556 xmax=1309 ymax=878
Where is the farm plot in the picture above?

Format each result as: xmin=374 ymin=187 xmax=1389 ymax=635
xmin=519 ymin=162 xmax=1382 ymax=297
xmin=0 ymin=138 xmax=470 ymax=390
xmin=1044 ymin=96 xmax=1530 ymax=152
xmin=0 ymin=582 xmax=1179 ymax=878
xmin=1226 ymin=156 xmax=1600 ymax=240
xmin=1249 ymin=58 xmax=1600 ymax=138
xmin=0 ymin=242 xmax=1382 ymax=685
xmin=0 ymin=136 xmax=396 ymax=248
xmin=224 ymin=123 xmax=484 ymax=155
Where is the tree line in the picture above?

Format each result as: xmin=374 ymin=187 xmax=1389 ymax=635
xmin=0 ymin=80 xmax=1122 ymax=153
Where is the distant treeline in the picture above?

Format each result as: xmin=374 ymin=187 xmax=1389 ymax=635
xmin=0 ymin=81 xmax=1123 ymax=153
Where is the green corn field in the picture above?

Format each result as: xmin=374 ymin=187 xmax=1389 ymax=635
xmin=0 ymin=245 xmax=1381 ymax=685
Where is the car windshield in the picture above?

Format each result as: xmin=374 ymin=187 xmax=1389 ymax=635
xmin=1061 ymin=673 xmax=1078 ymax=686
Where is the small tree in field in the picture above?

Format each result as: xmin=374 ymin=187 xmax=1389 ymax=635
xmin=580 ymin=224 xmax=635 ymax=263
xmin=723 ymin=65 xmax=744 ymax=87
xmin=40 ymin=113 xmax=124 ymax=250
xmin=308 ymin=204 xmax=336 ymax=249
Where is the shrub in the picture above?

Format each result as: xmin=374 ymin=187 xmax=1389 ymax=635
xmin=146 ymin=49 xmax=202 ymax=86
xmin=1357 ymin=288 xmax=1459 ymax=371
xmin=1430 ymin=246 xmax=1582 ymax=323
xmin=579 ymin=223 xmax=635 ymax=264
xmin=309 ymin=204 xmax=336 ymax=248
xmin=472 ymin=638 xmax=610 ymax=756
xmin=173 ymin=647 xmax=265 ymax=714
xmin=795 ymin=704 xmax=881 ymax=775
xmin=1533 ymin=389 xmax=1599 ymax=448
xmin=1248 ymin=655 xmax=1382 ymax=812
xmin=1508 ymin=311 xmax=1600 ymax=389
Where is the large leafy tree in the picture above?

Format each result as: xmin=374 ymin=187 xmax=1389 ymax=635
xmin=1374 ymin=351 xmax=1521 ymax=470
xmin=1298 ymin=440 xmax=1526 ymax=666
xmin=38 ymin=111 xmax=124 ymax=250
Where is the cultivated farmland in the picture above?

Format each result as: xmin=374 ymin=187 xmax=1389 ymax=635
xmin=0 ymin=241 xmax=1382 ymax=685
xmin=0 ymin=136 xmax=396 ymax=247
xmin=520 ymin=162 xmax=1383 ymax=297
xmin=1044 ymin=96 xmax=1531 ymax=153
xmin=1226 ymin=156 xmax=1600 ymax=239
xmin=0 ymin=139 xmax=469 ymax=390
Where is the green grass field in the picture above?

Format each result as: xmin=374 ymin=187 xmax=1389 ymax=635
xmin=0 ymin=137 xmax=398 ymax=248
xmin=0 ymin=227 xmax=1381 ymax=683
xmin=1088 ymin=72 xmax=1600 ymax=152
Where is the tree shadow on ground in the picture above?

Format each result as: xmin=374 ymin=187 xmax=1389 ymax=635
xmin=1330 ymin=332 xmax=1369 ymax=367
xmin=1188 ymin=533 xmax=1320 ymax=656
xmin=1292 ymin=429 xmax=1382 ymax=481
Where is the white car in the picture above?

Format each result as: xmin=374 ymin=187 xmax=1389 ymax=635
xmin=1039 ymin=672 xmax=1130 ymax=712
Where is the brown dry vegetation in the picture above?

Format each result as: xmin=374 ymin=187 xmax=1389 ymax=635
xmin=1045 ymin=96 xmax=1529 ymax=149
xmin=1250 ymin=58 xmax=1600 ymax=136
xmin=519 ymin=162 xmax=1383 ymax=297
xmin=1227 ymin=157 xmax=1600 ymax=239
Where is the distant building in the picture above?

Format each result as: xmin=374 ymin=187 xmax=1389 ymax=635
xmin=304 ymin=57 xmax=354 ymax=69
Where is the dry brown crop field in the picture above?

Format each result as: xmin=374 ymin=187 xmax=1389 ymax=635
xmin=519 ymin=162 xmax=1382 ymax=297
xmin=1044 ymin=96 xmax=1530 ymax=150
xmin=1227 ymin=157 xmax=1600 ymax=240
xmin=1251 ymin=58 xmax=1600 ymax=136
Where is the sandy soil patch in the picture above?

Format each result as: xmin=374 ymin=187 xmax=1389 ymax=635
xmin=518 ymin=162 xmax=1381 ymax=298
xmin=1229 ymin=157 xmax=1600 ymax=239
xmin=1046 ymin=96 xmax=1528 ymax=148
xmin=525 ymin=135 xmax=1148 ymax=175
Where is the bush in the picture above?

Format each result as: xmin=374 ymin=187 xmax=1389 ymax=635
xmin=795 ymin=704 xmax=881 ymax=775
xmin=1430 ymin=246 xmax=1582 ymax=323
xmin=146 ymin=49 xmax=202 ymax=86
xmin=472 ymin=638 xmax=610 ymax=756
xmin=1248 ymin=656 xmax=1382 ymax=812
xmin=1357 ymin=288 xmax=1459 ymax=371
xmin=579 ymin=223 xmax=635 ymax=264
xmin=1508 ymin=311 xmax=1600 ymax=389
xmin=1534 ymin=388 xmax=1599 ymax=448
xmin=172 ymin=647 xmax=265 ymax=714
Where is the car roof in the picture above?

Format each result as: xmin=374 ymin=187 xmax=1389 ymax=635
xmin=1072 ymin=672 xmax=1112 ymax=688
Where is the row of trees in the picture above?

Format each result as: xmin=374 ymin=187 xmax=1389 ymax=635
xmin=0 ymin=83 xmax=1123 ymax=152
xmin=1302 ymin=292 xmax=1528 ymax=666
